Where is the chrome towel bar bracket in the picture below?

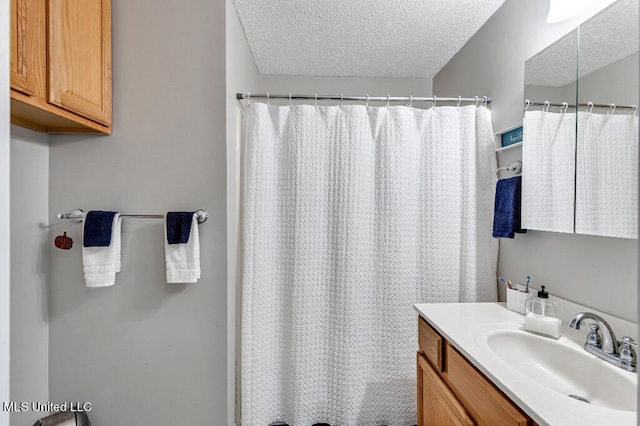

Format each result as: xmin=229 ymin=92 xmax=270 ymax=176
xmin=496 ymin=160 xmax=522 ymax=181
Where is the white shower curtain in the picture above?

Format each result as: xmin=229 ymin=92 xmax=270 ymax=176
xmin=241 ymin=102 xmax=498 ymax=426
xmin=576 ymin=112 xmax=638 ymax=238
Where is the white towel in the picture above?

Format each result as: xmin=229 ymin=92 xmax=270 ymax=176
xmin=82 ymin=214 xmax=122 ymax=287
xmin=576 ymin=112 xmax=638 ymax=238
xmin=521 ymin=111 xmax=576 ymax=233
xmin=164 ymin=213 xmax=201 ymax=283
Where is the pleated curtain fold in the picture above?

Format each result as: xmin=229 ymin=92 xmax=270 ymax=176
xmin=241 ymin=103 xmax=498 ymax=426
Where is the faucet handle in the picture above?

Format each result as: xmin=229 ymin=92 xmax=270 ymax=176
xmin=619 ymin=336 xmax=637 ymax=372
xmin=585 ymin=323 xmax=602 ymax=348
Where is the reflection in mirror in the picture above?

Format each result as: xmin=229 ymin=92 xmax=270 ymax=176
xmin=524 ymin=29 xmax=578 ymax=107
xmin=521 ymin=30 xmax=578 ymax=234
xmin=575 ymin=0 xmax=639 ymax=239
xmin=522 ymin=0 xmax=639 ymax=238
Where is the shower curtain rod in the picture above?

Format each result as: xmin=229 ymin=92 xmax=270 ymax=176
xmin=236 ymin=93 xmax=491 ymax=105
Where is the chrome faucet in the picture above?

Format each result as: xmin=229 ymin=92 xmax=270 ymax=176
xmin=569 ymin=312 xmax=637 ymax=373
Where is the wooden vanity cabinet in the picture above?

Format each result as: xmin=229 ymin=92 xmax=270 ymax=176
xmin=417 ymin=316 xmax=535 ymax=426
xmin=418 ymin=353 xmax=475 ymax=425
xmin=10 ymin=0 xmax=112 ymax=134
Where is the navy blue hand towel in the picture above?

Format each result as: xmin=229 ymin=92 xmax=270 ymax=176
xmin=492 ymin=176 xmax=527 ymax=239
xmin=166 ymin=212 xmax=195 ymax=245
xmin=83 ymin=211 xmax=118 ymax=247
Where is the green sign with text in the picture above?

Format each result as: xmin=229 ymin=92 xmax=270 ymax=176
xmin=501 ymin=126 xmax=523 ymax=147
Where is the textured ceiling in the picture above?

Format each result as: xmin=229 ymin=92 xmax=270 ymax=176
xmin=579 ymin=0 xmax=639 ymax=82
xmin=525 ymin=30 xmax=579 ymax=87
xmin=525 ymin=0 xmax=639 ymax=87
xmin=233 ymin=0 xmax=507 ymax=78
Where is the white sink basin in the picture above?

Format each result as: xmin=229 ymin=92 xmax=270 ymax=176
xmin=475 ymin=323 xmax=637 ymax=412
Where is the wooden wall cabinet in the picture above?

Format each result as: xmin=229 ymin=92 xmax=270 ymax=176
xmin=10 ymin=0 xmax=112 ymax=134
xmin=417 ymin=316 xmax=537 ymax=426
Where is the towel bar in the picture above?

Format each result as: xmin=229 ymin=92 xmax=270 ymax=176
xmin=496 ymin=160 xmax=522 ymax=181
xmin=56 ymin=209 xmax=208 ymax=224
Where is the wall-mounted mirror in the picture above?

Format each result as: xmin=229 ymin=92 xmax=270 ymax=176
xmin=575 ymin=0 xmax=639 ymax=238
xmin=524 ymin=29 xmax=578 ymax=108
xmin=522 ymin=0 xmax=639 ymax=239
xmin=522 ymin=29 xmax=578 ymax=234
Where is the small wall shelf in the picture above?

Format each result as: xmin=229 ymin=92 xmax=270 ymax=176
xmin=495 ymin=123 xmax=523 ymax=152
xmin=496 ymin=141 xmax=522 ymax=152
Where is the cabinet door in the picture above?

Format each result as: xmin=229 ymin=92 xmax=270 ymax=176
xmin=445 ymin=344 xmax=530 ymax=426
xmin=10 ymin=0 xmax=45 ymax=96
xmin=48 ymin=0 xmax=112 ymax=126
xmin=417 ymin=353 xmax=475 ymax=426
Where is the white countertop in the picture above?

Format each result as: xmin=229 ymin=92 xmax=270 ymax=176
xmin=414 ymin=302 xmax=638 ymax=426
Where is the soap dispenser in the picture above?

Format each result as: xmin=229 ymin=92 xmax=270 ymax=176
xmin=525 ymin=286 xmax=561 ymax=339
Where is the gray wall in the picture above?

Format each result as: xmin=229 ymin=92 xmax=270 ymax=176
xmin=1 ymin=0 xmax=11 ymax=422
xmin=577 ymin=52 xmax=639 ymax=105
xmin=434 ymin=0 xmax=638 ymax=322
xmin=47 ymin=0 xmax=227 ymax=424
xmin=551 ymin=51 xmax=640 ymax=113
xmin=10 ymin=126 xmax=49 ymax=425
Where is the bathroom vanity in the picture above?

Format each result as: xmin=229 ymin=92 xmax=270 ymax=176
xmin=415 ymin=303 xmax=637 ymax=426
xmin=417 ymin=312 xmax=533 ymax=425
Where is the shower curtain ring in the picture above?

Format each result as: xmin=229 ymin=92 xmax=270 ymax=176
xmin=432 ymin=95 xmax=437 ymax=107
xmin=483 ymin=96 xmax=488 ymax=107
xmin=587 ymin=102 xmax=594 ymax=113
xmin=609 ymin=103 xmax=616 ymax=115
xmin=366 ymin=94 xmax=369 ymax=107
xmin=386 ymin=95 xmax=390 ymax=108
xmin=457 ymin=96 xmax=462 ymax=109
xmin=409 ymin=95 xmax=413 ymax=109
xmin=543 ymin=101 xmax=550 ymax=113
xmin=474 ymin=96 xmax=479 ymax=107
xmin=341 ymin=94 xmax=344 ymax=107
xmin=289 ymin=93 xmax=292 ymax=107
xmin=315 ymin=94 xmax=318 ymax=107
xmin=247 ymin=92 xmax=251 ymax=106
xmin=632 ymin=105 xmax=638 ymax=117
xmin=525 ymin=99 xmax=530 ymax=111
xmin=561 ymin=102 xmax=568 ymax=114
xmin=267 ymin=92 xmax=270 ymax=107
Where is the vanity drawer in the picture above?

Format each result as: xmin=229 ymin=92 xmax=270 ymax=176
xmin=418 ymin=316 xmax=443 ymax=371
xmin=444 ymin=343 xmax=530 ymax=426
